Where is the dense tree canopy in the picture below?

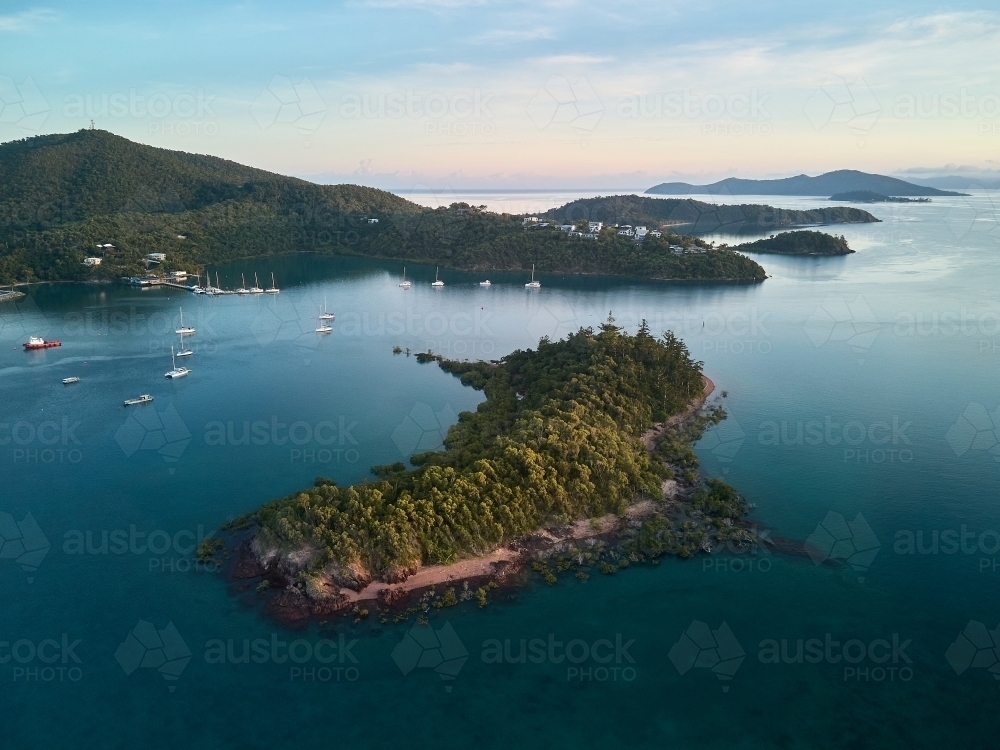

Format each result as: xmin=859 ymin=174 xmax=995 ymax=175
xmin=252 ymin=320 xmax=707 ymax=580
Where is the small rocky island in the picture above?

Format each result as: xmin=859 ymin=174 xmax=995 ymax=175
xmin=735 ymin=230 xmax=853 ymax=256
xmin=213 ymin=320 xmax=758 ymax=624
xmin=829 ymin=190 xmax=930 ymax=203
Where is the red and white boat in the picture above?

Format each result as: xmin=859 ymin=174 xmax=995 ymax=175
xmin=23 ymin=336 xmax=61 ymax=350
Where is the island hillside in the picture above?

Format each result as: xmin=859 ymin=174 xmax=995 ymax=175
xmin=646 ymin=169 xmax=966 ymax=197
xmin=0 ymin=129 xmax=882 ymax=285
xmin=733 ymin=230 xmax=853 ymax=255
xmin=541 ymin=194 xmax=879 ymax=234
xmin=224 ymin=321 xmax=750 ymax=618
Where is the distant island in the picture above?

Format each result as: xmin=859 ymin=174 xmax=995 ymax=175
xmin=215 ymin=322 xmax=753 ymax=623
xmin=828 ymin=190 xmax=930 ymax=203
xmin=542 ymin=194 xmax=879 ymax=234
xmin=647 ymin=169 xmax=967 ymax=197
xmin=733 ymin=230 xmax=853 ymax=256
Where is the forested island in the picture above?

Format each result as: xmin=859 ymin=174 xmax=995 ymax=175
xmin=216 ymin=321 xmax=753 ymax=622
xmin=541 ymin=194 xmax=879 ymax=233
xmin=0 ymin=129 xmax=887 ymax=285
xmin=733 ymin=230 xmax=853 ymax=256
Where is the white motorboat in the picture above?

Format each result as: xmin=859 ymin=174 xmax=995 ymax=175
xmin=124 ymin=394 xmax=153 ymax=406
xmin=62 ymin=376 xmax=80 ymax=385
xmin=479 ymin=280 xmax=491 ymax=287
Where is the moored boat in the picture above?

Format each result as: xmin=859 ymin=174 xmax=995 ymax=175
xmin=24 ymin=336 xmax=61 ymax=350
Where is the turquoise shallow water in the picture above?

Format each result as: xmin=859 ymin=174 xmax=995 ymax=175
xmin=2 ymin=192 xmax=1000 ymax=748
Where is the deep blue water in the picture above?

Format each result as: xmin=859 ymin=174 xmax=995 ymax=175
xmin=2 ymin=192 xmax=999 ymax=748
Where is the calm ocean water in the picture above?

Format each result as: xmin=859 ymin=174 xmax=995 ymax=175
xmin=2 ymin=191 xmax=999 ymax=748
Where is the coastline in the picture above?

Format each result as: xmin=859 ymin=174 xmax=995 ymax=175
xmin=222 ymin=374 xmax=732 ymax=624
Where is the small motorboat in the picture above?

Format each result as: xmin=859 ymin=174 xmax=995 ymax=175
xmin=124 ymin=394 xmax=153 ymax=406
xmin=62 ymin=377 xmax=80 ymax=385
xmin=479 ymin=280 xmax=492 ymax=287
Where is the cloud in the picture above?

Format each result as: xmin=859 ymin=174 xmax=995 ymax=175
xmin=0 ymin=8 xmax=57 ymax=32
xmin=532 ymin=54 xmax=615 ymax=65
xmin=472 ymin=28 xmax=554 ymax=44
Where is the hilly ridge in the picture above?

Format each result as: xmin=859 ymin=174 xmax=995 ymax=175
xmin=647 ymin=169 xmax=966 ymax=197
xmin=0 ymin=130 xmax=878 ymax=286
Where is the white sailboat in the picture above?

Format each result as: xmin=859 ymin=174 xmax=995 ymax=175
xmin=250 ymin=273 xmax=264 ymax=294
xmin=165 ymin=346 xmax=191 ymax=378
xmin=319 ymin=296 xmax=335 ymax=321
xmin=176 ymin=330 xmax=193 ymax=357
xmin=175 ymin=308 xmax=195 ymax=335
xmin=316 ymin=306 xmax=333 ymax=333
xmin=399 ymin=267 xmax=412 ymax=289
xmin=431 ymin=267 xmax=444 ymax=287
xmin=237 ymin=273 xmax=250 ymax=294
xmin=525 ymin=264 xmax=541 ymax=289
xmin=265 ymin=273 xmax=280 ymax=294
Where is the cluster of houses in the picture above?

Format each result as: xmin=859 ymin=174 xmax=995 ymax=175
xmin=84 ymin=242 xmax=116 ymax=266
xmin=521 ymin=216 xmax=705 ymax=253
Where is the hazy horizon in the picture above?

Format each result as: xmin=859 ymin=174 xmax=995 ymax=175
xmin=2 ymin=2 xmax=999 ymax=189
